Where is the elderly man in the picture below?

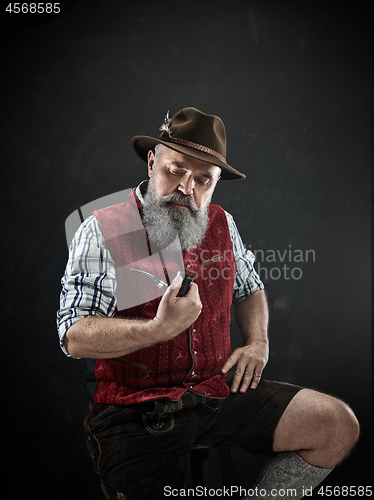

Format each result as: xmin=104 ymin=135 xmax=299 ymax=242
xmin=57 ymin=108 xmax=359 ymax=500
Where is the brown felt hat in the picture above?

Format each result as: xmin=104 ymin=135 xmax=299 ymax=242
xmin=131 ymin=107 xmax=246 ymax=180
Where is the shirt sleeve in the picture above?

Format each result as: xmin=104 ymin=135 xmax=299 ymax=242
xmin=56 ymin=215 xmax=117 ymax=357
xmin=225 ymin=211 xmax=265 ymax=305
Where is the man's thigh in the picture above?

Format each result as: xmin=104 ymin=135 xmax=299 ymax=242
xmin=83 ymin=381 xmax=302 ymax=498
xmin=195 ymin=380 xmax=303 ymax=455
xmin=84 ymin=401 xmax=198 ymax=500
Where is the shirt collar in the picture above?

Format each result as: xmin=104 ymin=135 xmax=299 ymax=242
xmin=135 ymin=180 xmax=148 ymax=205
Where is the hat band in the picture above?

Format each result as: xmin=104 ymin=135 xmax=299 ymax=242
xmin=162 ymin=137 xmax=227 ymax=164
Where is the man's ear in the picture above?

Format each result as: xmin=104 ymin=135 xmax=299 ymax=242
xmin=147 ymin=150 xmax=155 ymax=178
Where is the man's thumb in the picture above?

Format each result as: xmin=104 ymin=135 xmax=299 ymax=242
xmin=168 ymin=273 xmax=184 ymax=297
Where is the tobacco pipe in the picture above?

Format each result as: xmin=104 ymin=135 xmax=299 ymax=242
xmin=176 ymin=273 xmax=194 ymax=297
xmin=129 ymin=268 xmax=194 ymax=297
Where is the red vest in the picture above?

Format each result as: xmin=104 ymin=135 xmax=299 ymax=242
xmin=91 ymin=189 xmax=236 ymax=405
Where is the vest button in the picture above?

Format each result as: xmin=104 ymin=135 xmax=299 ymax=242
xmin=191 ymin=371 xmax=195 ymax=376
xmin=192 ymin=328 xmax=196 ymax=333
xmin=194 ymin=350 xmax=197 ymax=355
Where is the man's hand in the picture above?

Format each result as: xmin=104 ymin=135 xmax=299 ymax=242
xmin=221 ymin=290 xmax=269 ymax=393
xmin=65 ymin=274 xmax=202 ymax=359
xmin=153 ymin=274 xmax=202 ymax=340
xmin=221 ymin=340 xmax=269 ymax=392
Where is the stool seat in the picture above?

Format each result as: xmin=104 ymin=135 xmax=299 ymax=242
xmin=190 ymin=443 xmax=240 ymax=498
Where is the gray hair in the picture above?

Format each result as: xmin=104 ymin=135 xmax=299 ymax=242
xmin=154 ymin=143 xmax=166 ymax=164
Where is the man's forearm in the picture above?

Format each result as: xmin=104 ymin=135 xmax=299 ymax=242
xmin=234 ymin=289 xmax=269 ymax=345
xmin=64 ymin=274 xmax=202 ymax=359
xmin=64 ymin=316 xmax=164 ymax=359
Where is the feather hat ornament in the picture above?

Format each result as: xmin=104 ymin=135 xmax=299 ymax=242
xmin=159 ymin=110 xmax=172 ymax=137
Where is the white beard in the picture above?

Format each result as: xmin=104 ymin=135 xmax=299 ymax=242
xmin=142 ymin=177 xmax=210 ymax=251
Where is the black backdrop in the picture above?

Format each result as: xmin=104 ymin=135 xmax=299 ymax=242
xmin=2 ymin=1 xmax=371 ymax=497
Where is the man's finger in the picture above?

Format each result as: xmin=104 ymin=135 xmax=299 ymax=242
xmin=221 ymin=351 xmax=239 ymax=375
xmin=231 ymin=359 xmax=251 ymax=393
xmin=240 ymin=366 xmax=263 ymax=392
xmin=238 ymin=369 xmax=256 ymax=393
xmin=167 ymin=274 xmax=184 ymax=299
xmin=250 ymin=370 xmax=262 ymax=390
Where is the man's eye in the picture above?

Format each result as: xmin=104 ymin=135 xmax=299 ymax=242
xmin=197 ymin=178 xmax=210 ymax=186
xmin=171 ymin=169 xmax=182 ymax=176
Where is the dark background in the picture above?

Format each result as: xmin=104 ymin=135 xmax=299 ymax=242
xmin=2 ymin=0 xmax=371 ymax=497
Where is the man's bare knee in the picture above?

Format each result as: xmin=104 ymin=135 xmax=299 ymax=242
xmin=329 ymin=396 xmax=360 ymax=459
xmin=273 ymin=389 xmax=359 ymax=467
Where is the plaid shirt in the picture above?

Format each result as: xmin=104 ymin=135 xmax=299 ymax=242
xmin=57 ymin=185 xmax=264 ymax=357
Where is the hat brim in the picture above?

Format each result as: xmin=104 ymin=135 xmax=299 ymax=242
xmin=131 ymin=135 xmax=246 ymax=180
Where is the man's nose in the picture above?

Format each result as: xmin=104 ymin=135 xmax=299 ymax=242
xmin=178 ymin=174 xmax=195 ymax=196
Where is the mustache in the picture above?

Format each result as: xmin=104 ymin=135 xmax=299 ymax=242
xmin=157 ymin=191 xmax=199 ymax=214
